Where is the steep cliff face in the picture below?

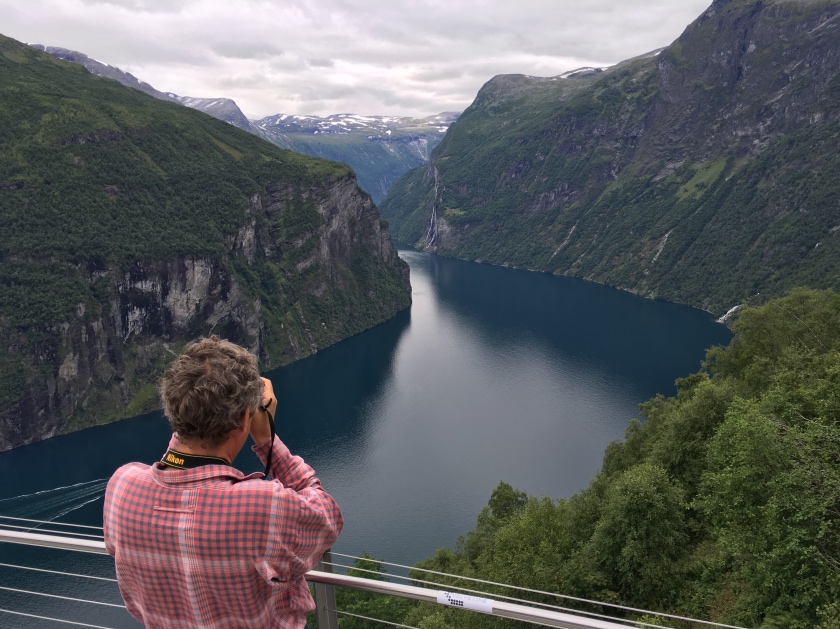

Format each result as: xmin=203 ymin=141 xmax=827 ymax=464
xmin=642 ymin=0 xmax=840 ymax=165
xmin=1 ymin=173 xmax=409 ymax=451
xmin=381 ymin=0 xmax=840 ymax=314
xmin=0 ymin=36 xmax=410 ymax=451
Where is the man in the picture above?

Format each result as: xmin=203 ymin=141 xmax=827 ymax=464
xmin=104 ymin=336 xmax=343 ymax=628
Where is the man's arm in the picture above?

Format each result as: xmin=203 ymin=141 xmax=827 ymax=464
xmin=251 ymin=435 xmax=344 ymax=579
xmin=249 ymin=376 xmax=276 ymax=447
xmin=249 ymin=377 xmax=326 ymax=492
xmin=250 ymin=377 xmax=343 ymax=574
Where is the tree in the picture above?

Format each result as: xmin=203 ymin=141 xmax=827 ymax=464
xmin=585 ymin=463 xmax=688 ymax=608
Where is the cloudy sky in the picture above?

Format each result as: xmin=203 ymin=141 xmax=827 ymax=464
xmin=1 ymin=0 xmax=712 ymax=119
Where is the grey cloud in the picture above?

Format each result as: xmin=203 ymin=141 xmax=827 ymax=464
xmin=210 ymin=42 xmax=283 ymax=60
xmin=304 ymin=84 xmax=361 ymax=100
xmin=75 ymin=0 xmax=195 ymax=13
xmin=108 ymin=40 xmax=213 ymax=67
xmin=1 ymin=0 xmax=714 ymax=117
xmin=266 ymin=56 xmax=309 ymax=73
xmin=215 ymin=72 xmax=274 ymax=89
xmin=332 ymin=0 xmax=708 ymax=65
xmin=410 ymin=67 xmax=467 ymax=83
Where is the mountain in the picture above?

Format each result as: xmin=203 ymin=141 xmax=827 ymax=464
xmin=253 ymin=112 xmax=459 ymax=202
xmin=30 ymin=44 xmax=259 ymax=134
xmin=380 ymin=0 xmax=840 ymax=316
xmin=29 ymin=45 xmax=179 ymax=103
xmin=32 ymin=44 xmax=458 ymax=202
xmin=165 ymin=93 xmax=259 ymax=134
xmin=0 ymin=34 xmax=411 ymax=450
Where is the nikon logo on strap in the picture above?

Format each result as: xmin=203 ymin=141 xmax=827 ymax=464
xmin=165 ymin=452 xmax=185 ymax=466
xmin=160 ymin=449 xmax=230 ymax=470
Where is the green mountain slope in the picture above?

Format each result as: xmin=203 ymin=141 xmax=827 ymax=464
xmin=0 ymin=34 xmax=411 ymax=450
xmin=381 ymin=0 xmax=840 ymax=315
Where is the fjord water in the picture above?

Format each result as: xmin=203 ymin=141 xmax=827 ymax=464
xmin=0 ymin=248 xmax=730 ymax=627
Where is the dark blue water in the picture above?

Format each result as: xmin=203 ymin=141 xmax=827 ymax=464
xmin=0 ymin=248 xmax=731 ymax=627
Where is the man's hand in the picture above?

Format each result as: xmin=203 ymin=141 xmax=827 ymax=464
xmin=249 ymin=377 xmax=276 ymax=446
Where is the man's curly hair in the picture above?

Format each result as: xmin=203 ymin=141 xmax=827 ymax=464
xmin=160 ymin=336 xmax=262 ymax=446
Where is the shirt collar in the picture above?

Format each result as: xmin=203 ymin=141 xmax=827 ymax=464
xmin=149 ymin=459 xmax=264 ymax=485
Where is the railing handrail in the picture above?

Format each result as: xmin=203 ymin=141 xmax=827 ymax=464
xmin=0 ymin=528 xmax=109 ymax=554
xmin=0 ymin=528 xmax=641 ymax=629
xmin=308 ymin=570 xmax=627 ymax=629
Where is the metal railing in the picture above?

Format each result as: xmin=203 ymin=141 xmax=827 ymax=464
xmin=0 ymin=527 xmax=646 ymax=629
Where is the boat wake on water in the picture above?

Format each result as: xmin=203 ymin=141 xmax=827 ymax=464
xmin=0 ymin=479 xmax=108 ymax=525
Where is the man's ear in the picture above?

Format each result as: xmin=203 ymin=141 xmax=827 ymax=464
xmin=239 ymin=407 xmax=251 ymax=433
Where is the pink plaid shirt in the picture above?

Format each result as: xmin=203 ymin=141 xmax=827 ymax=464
xmin=103 ymin=434 xmax=343 ymax=628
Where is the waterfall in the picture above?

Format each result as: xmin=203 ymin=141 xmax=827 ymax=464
xmin=424 ymin=162 xmax=440 ymax=250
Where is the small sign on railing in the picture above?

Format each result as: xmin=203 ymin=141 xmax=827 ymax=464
xmin=437 ymin=591 xmax=494 ymax=614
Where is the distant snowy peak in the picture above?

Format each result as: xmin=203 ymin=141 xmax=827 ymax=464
xmin=544 ymin=50 xmax=662 ymax=82
xmin=254 ymin=112 xmax=460 ymax=137
xmin=554 ymin=49 xmax=662 ymax=80
xmin=558 ymin=67 xmax=606 ymax=79
xmin=164 ymin=93 xmax=255 ymax=132
xmin=557 ymin=66 xmax=612 ymax=79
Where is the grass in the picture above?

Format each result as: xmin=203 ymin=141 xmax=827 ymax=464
xmin=123 ymin=383 xmax=160 ymax=418
xmin=677 ymin=158 xmax=728 ymax=201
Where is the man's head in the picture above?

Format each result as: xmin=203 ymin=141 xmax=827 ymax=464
xmin=160 ymin=336 xmax=262 ymax=447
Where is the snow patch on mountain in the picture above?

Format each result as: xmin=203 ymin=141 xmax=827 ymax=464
xmin=253 ymin=112 xmax=458 ymax=138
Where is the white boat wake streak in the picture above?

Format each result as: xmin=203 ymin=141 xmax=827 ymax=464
xmin=0 ymin=479 xmax=108 ymax=526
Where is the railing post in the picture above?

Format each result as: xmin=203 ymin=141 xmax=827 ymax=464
xmin=313 ymin=549 xmax=339 ymax=629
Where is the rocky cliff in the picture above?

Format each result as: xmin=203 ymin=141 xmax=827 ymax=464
xmin=0 ymin=35 xmax=410 ymax=451
xmin=381 ymin=0 xmax=840 ymax=314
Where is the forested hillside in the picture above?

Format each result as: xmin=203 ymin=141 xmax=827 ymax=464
xmin=0 ymin=34 xmax=411 ymax=449
xmin=335 ymin=289 xmax=840 ymax=628
xmin=381 ymin=0 xmax=840 ymax=315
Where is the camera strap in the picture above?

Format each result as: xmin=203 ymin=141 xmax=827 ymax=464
xmin=260 ymin=398 xmax=275 ymax=480
xmin=161 ymin=449 xmax=230 ymax=470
